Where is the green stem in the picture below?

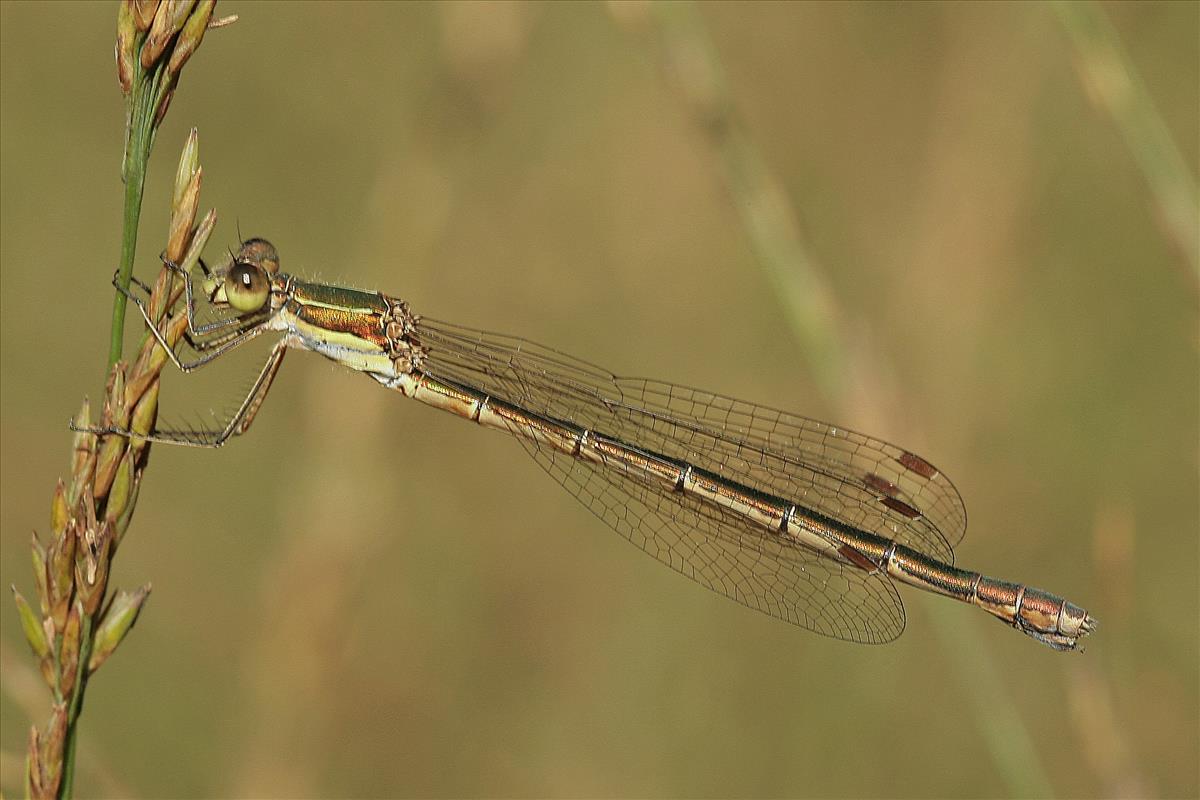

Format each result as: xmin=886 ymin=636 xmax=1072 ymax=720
xmin=107 ymin=146 xmax=148 ymax=369
xmin=58 ymin=616 xmax=95 ymax=800
xmin=105 ymin=58 xmax=163 ymax=370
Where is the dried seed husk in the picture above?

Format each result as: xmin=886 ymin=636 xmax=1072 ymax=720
xmin=113 ymin=468 xmax=143 ymax=548
xmin=142 ymin=0 xmax=196 ymax=69
xmin=27 ymin=724 xmax=44 ymax=798
xmin=89 ymin=585 xmax=152 ymax=673
xmin=38 ymin=649 xmax=56 ymax=693
xmin=58 ymin=602 xmax=82 ymax=697
xmin=13 ymin=586 xmax=50 ymax=660
xmin=48 ymin=522 xmax=76 ymax=632
xmin=50 ymin=480 xmax=69 ymax=538
xmin=185 ymin=208 xmax=218 ymax=268
xmin=168 ymin=0 xmax=215 ymax=77
xmin=130 ymin=380 xmax=161 ymax=458
xmin=167 ymin=166 xmax=202 ymax=262
xmin=127 ymin=329 xmax=164 ymax=399
xmin=69 ymin=399 xmax=96 ymax=506
xmin=93 ymin=436 xmax=126 ymax=500
xmin=31 ymin=531 xmax=50 ymax=617
xmin=94 ymin=366 xmax=130 ymax=498
xmin=105 ymin=450 xmax=136 ymax=524
xmin=40 ymin=702 xmax=68 ymax=797
xmin=116 ymin=1 xmax=137 ymax=94
xmin=133 ymin=0 xmax=161 ymax=32
xmin=75 ymin=524 xmax=113 ymax=616
xmin=127 ymin=313 xmax=188 ymax=411
xmin=173 ymin=127 xmax=200 ymax=214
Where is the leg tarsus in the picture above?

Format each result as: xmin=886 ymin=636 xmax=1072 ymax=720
xmin=67 ymin=342 xmax=289 ymax=448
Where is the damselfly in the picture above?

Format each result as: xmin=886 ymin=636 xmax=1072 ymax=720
xmin=85 ymin=239 xmax=1097 ymax=650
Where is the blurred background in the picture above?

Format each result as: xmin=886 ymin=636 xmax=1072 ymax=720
xmin=2 ymin=2 xmax=1196 ymax=797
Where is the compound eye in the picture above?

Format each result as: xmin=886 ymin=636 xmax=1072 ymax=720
xmin=225 ymin=261 xmax=270 ymax=312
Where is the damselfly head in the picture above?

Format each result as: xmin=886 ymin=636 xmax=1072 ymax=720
xmin=206 ymin=238 xmax=280 ymax=314
xmin=235 ymin=238 xmax=280 ymax=276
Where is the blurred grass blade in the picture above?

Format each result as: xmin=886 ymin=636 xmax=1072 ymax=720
xmin=1054 ymin=0 xmax=1200 ymax=289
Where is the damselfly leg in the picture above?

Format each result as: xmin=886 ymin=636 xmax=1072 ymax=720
xmin=76 ymin=246 xmax=292 ymax=446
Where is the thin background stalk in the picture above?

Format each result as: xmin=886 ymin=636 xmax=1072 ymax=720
xmin=1054 ymin=0 xmax=1200 ymax=292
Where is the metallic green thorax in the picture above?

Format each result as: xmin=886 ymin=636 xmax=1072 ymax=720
xmin=281 ymin=280 xmax=397 ymax=375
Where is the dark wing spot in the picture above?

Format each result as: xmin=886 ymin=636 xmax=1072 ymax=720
xmin=897 ymin=451 xmax=938 ymax=479
xmin=864 ymin=472 xmax=901 ymax=498
xmin=880 ymin=496 xmax=922 ymax=519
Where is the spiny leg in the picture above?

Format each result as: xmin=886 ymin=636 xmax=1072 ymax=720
xmin=73 ymin=341 xmax=290 ymax=448
xmin=117 ymin=258 xmax=243 ymax=340
xmin=112 ymin=268 xmax=273 ymax=373
xmin=154 ymin=254 xmax=248 ymax=338
xmin=229 ymin=341 xmax=288 ymax=437
xmin=127 ymin=272 xmax=154 ymax=296
xmin=144 ymin=255 xmax=258 ymax=342
xmin=112 ymin=260 xmax=266 ymax=356
xmin=128 ymin=287 xmax=271 ymax=373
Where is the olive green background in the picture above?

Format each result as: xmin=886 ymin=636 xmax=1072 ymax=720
xmin=2 ymin=2 xmax=1196 ymax=797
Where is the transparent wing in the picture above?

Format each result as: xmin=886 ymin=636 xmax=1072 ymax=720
xmin=416 ymin=318 xmax=966 ymax=564
xmin=406 ymin=316 xmax=969 ymax=641
xmin=505 ymin=408 xmax=906 ymax=642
